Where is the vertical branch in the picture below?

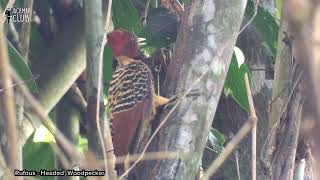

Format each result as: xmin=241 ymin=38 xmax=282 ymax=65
xmin=260 ymin=10 xmax=292 ymax=178
xmin=16 ymin=0 xmax=33 ymax=171
xmin=0 ymin=12 xmax=19 ymax=173
xmin=244 ymin=73 xmax=257 ymax=180
xmin=101 ymin=0 xmax=117 ymax=178
xmin=137 ymin=0 xmax=247 ymax=179
xmin=202 ymin=73 xmax=257 ymax=179
xmin=284 ymin=1 xmax=320 ymax=179
xmin=84 ymin=0 xmax=108 ymax=178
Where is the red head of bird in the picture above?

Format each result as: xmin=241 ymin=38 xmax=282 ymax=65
xmin=106 ymin=29 xmax=139 ymax=59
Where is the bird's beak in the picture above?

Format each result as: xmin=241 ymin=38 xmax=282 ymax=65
xmin=137 ymin=37 xmax=146 ymax=43
xmin=137 ymin=37 xmax=146 ymax=46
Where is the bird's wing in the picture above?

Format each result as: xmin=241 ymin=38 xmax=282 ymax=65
xmin=109 ymin=61 xmax=153 ymax=157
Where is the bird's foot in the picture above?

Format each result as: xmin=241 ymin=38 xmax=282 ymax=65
xmin=164 ymin=89 xmax=201 ymax=109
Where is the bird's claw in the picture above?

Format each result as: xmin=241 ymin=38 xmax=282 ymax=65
xmin=164 ymin=89 xmax=201 ymax=109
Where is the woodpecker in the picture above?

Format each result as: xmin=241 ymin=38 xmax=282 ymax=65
xmin=106 ymin=29 xmax=170 ymax=158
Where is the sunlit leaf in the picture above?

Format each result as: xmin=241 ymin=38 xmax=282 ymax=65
xmin=78 ymin=136 xmax=88 ymax=153
xmin=224 ymin=53 xmax=252 ymax=112
xmin=234 ymin=46 xmax=244 ymax=67
xmin=33 ymin=125 xmax=54 ymax=143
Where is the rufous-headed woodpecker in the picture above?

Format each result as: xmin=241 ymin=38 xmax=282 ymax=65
xmin=106 ymin=29 xmax=170 ymax=158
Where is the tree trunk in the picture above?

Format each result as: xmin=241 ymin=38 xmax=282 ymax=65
xmin=135 ymin=0 xmax=247 ymax=179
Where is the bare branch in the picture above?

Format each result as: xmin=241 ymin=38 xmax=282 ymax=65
xmin=244 ymin=73 xmax=258 ymax=180
xmin=129 ymin=0 xmax=248 ymax=179
xmin=85 ymin=0 xmax=115 ymax=179
xmin=0 ymin=10 xmax=19 ymax=174
xmin=201 ymin=117 xmax=256 ymax=179
xmin=11 ymin=70 xmax=82 ymax=165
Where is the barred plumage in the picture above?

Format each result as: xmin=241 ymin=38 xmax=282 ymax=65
xmin=106 ymin=29 xmax=170 ymax=158
xmin=108 ymin=59 xmax=155 ymax=156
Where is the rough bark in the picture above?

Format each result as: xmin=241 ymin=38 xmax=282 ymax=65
xmin=261 ymin=6 xmax=305 ymax=180
xmin=203 ymin=24 xmax=273 ymax=180
xmin=136 ymin=0 xmax=247 ymax=179
xmin=260 ymin=12 xmax=292 ymax=178
xmin=268 ymin=21 xmax=291 ymax=130
xmin=269 ymin=65 xmax=303 ymax=180
xmin=16 ymin=0 xmax=33 ymax=171
xmin=284 ymin=1 xmax=320 ymax=179
xmin=84 ymin=0 xmax=105 ymax=158
xmin=0 ymin=15 xmax=19 ymax=173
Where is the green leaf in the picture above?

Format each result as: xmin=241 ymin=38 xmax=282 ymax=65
xmin=7 ymin=40 xmax=38 ymax=92
xmin=139 ymin=7 xmax=179 ymax=48
xmin=103 ymin=47 xmax=114 ymax=93
xmin=112 ymin=0 xmax=142 ymax=33
xmin=276 ymin=0 xmax=282 ymax=19
xmin=208 ymin=128 xmax=225 ymax=153
xmin=78 ymin=136 xmax=88 ymax=153
xmin=245 ymin=1 xmax=279 ymax=57
xmin=224 ymin=54 xmax=252 ymax=112
xmin=23 ymin=134 xmax=54 ymax=180
xmin=33 ymin=125 xmax=54 ymax=143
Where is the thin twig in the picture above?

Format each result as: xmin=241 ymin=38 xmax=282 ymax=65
xmin=10 ymin=70 xmax=83 ymax=165
xmin=205 ymin=146 xmax=219 ymax=153
xmin=230 ymin=132 xmax=242 ymax=180
xmin=103 ymin=0 xmax=114 ymax=175
xmin=0 ymin=11 xmax=19 ymax=174
xmin=120 ymin=12 xmax=256 ymax=178
xmin=99 ymin=0 xmax=116 ymax=178
xmin=244 ymin=73 xmax=257 ymax=180
xmin=114 ymin=151 xmax=185 ymax=164
xmin=235 ymin=149 xmax=241 ymax=180
xmin=238 ymin=0 xmax=260 ymax=35
xmin=120 ymin=36 xmax=234 ymax=180
xmin=121 ymin=0 xmax=257 ymax=177
xmin=0 ymin=75 xmax=39 ymax=93
xmin=172 ymin=0 xmax=184 ymax=12
xmin=200 ymin=72 xmax=258 ymax=180
xmin=68 ymin=84 xmax=87 ymax=112
xmin=201 ymin=117 xmax=256 ymax=179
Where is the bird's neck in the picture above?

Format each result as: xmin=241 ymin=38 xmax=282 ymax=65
xmin=116 ymin=56 xmax=135 ymax=66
